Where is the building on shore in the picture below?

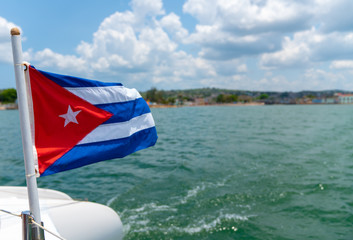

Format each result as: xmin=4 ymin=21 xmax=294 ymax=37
xmin=336 ymin=93 xmax=353 ymax=104
xmin=311 ymin=97 xmax=338 ymax=104
xmin=0 ymin=103 xmax=18 ymax=110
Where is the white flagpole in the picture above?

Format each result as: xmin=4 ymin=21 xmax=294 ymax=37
xmin=10 ymin=28 xmax=42 ymax=225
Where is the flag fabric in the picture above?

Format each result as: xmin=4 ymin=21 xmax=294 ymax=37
xmin=26 ymin=65 xmax=157 ymax=177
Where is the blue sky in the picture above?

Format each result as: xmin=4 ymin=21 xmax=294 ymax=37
xmin=2 ymin=0 xmax=353 ymax=92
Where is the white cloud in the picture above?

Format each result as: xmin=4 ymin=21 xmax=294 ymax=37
xmin=0 ymin=17 xmax=20 ymax=63
xmin=183 ymin=0 xmax=218 ymax=24
xmin=257 ymin=75 xmax=294 ymax=91
xmin=260 ymin=32 xmax=311 ymax=69
xmin=160 ymin=13 xmax=188 ymax=42
xmin=131 ymin=0 xmax=164 ymax=19
xmin=183 ymin=0 xmax=312 ymax=60
xmin=330 ymin=60 xmax=353 ymax=69
xmin=30 ymin=48 xmax=87 ymax=74
xmin=303 ymin=68 xmax=345 ymax=90
xmin=203 ymin=59 xmax=247 ymax=77
xmin=183 ymin=0 xmax=309 ymax=31
xmin=313 ymin=0 xmax=353 ymax=32
xmin=260 ymin=28 xmax=353 ymax=69
xmin=77 ymin=11 xmax=178 ymax=74
xmin=25 ymin=0 xmax=214 ymax=89
xmin=237 ymin=64 xmax=248 ymax=73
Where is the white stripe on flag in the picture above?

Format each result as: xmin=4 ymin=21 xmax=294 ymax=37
xmin=65 ymin=86 xmax=142 ymax=105
xmin=78 ymin=113 xmax=155 ymax=145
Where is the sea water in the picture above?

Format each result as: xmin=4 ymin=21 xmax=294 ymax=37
xmin=0 ymin=105 xmax=352 ymax=239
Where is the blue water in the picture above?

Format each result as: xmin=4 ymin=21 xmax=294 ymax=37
xmin=1 ymin=105 xmax=353 ymax=239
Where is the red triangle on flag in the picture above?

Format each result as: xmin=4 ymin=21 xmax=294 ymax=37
xmin=28 ymin=67 xmax=113 ymax=175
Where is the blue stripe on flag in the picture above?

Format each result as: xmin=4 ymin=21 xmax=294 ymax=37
xmin=97 ymin=98 xmax=151 ymax=124
xmin=36 ymin=68 xmax=122 ymax=88
xmin=41 ymin=127 xmax=158 ymax=176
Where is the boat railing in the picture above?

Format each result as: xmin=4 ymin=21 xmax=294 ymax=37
xmin=21 ymin=211 xmax=45 ymax=240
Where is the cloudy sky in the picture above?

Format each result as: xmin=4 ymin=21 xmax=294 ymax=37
xmin=1 ymin=0 xmax=353 ymax=92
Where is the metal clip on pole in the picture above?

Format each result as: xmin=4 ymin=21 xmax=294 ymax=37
xmin=22 ymin=211 xmax=45 ymax=240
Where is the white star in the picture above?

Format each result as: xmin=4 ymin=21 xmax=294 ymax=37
xmin=59 ymin=105 xmax=81 ymax=127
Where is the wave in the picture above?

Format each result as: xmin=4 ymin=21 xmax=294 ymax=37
xmin=125 ymin=211 xmax=253 ymax=235
xmin=180 ymin=179 xmax=228 ymax=204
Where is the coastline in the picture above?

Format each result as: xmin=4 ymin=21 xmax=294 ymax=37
xmin=0 ymin=104 xmax=18 ymax=110
xmin=148 ymin=102 xmax=353 ymax=108
xmin=149 ymin=102 xmax=265 ymax=108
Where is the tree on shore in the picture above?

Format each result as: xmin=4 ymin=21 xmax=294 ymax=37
xmin=0 ymin=88 xmax=17 ymax=103
xmin=216 ymin=94 xmax=238 ymax=103
xmin=259 ymin=93 xmax=269 ymax=100
xmin=140 ymin=87 xmax=343 ymax=105
xmin=145 ymin=87 xmax=167 ymax=104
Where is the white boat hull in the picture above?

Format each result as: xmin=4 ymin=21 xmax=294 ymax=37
xmin=0 ymin=186 xmax=123 ymax=240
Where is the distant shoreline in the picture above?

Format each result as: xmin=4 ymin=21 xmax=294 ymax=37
xmin=149 ymin=102 xmax=265 ymax=108
xmin=149 ymin=102 xmax=353 ymax=108
xmin=0 ymin=104 xmax=18 ymax=110
xmin=2 ymin=102 xmax=351 ymax=111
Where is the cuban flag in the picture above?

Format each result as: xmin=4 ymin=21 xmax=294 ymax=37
xmin=26 ymin=65 xmax=157 ymax=177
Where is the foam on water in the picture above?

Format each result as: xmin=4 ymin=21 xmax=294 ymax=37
xmin=124 ymin=210 xmax=252 ymax=235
